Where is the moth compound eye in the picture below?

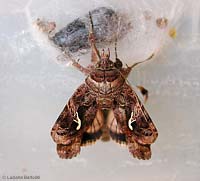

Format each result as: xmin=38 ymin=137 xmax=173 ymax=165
xmin=73 ymin=112 xmax=81 ymax=130
xmin=128 ymin=112 xmax=136 ymax=130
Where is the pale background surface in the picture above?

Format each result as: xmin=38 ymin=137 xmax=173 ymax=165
xmin=0 ymin=0 xmax=200 ymax=181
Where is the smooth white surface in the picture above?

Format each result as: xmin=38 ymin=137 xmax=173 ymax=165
xmin=0 ymin=0 xmax=200 ymax=181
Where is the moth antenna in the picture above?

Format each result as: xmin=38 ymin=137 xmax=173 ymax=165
xmin=120 ymin=53 xmax=154 ymax=79
xmin=115 ymin=37 xmax=118 ymax=60
xmin=107 ymin=48 xmax=110 ymax=58
xmin=89 ymin=11 xmax=94 ymax=34
xmin=89 ymin=11 xmax=101 ymax=62
xmin=102 ymin=49 xmax=105 ymax=57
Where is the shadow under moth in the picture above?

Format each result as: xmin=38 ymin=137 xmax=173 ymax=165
xmin=51 ymin=12 xmax=158 ymax=160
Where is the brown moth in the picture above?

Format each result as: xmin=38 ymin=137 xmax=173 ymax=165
xmin=51 ymin=12 xmax=158 ymax=160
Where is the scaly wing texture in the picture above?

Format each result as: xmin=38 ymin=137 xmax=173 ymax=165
xmin=82 ymin=109 xmax=104 ymax=146
xmin=51 ymin=84 xmax=100 ymax=159
xmin=106 ymin=110 xmax=126 ymax=145
xmin=113 ymin=83 xmax=158 ymax=160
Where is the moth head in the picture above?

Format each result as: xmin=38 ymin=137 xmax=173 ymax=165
xmin=96 ymin=48 xmax=116 ymax=70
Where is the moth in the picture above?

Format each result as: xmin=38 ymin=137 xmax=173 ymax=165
xmin=51 ymin=12 xmax=158 ymax=160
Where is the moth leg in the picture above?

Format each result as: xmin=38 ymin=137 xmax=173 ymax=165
xmin=130 ymin=53 xmax=154 ymax=69
xmin=61 ymin=52 xmax=91 ymax=75
xmin=136 ymin=85 xmax=149 ymax=103
xmin=71 ymin=58 xmax=91 ymax=75
xmin=121 ymin=53 xmax=154 ymax=78
xmin=88 ymin=12 xmax=101 ymax=63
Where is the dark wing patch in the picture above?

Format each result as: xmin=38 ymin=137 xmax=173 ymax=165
xmin=82 ymin=109 xmax=105 ymax=146
xmin=109 ymin=131 xmax=126 ymax=145
xmin=81 ymin=130 xmax=102 ymax=146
